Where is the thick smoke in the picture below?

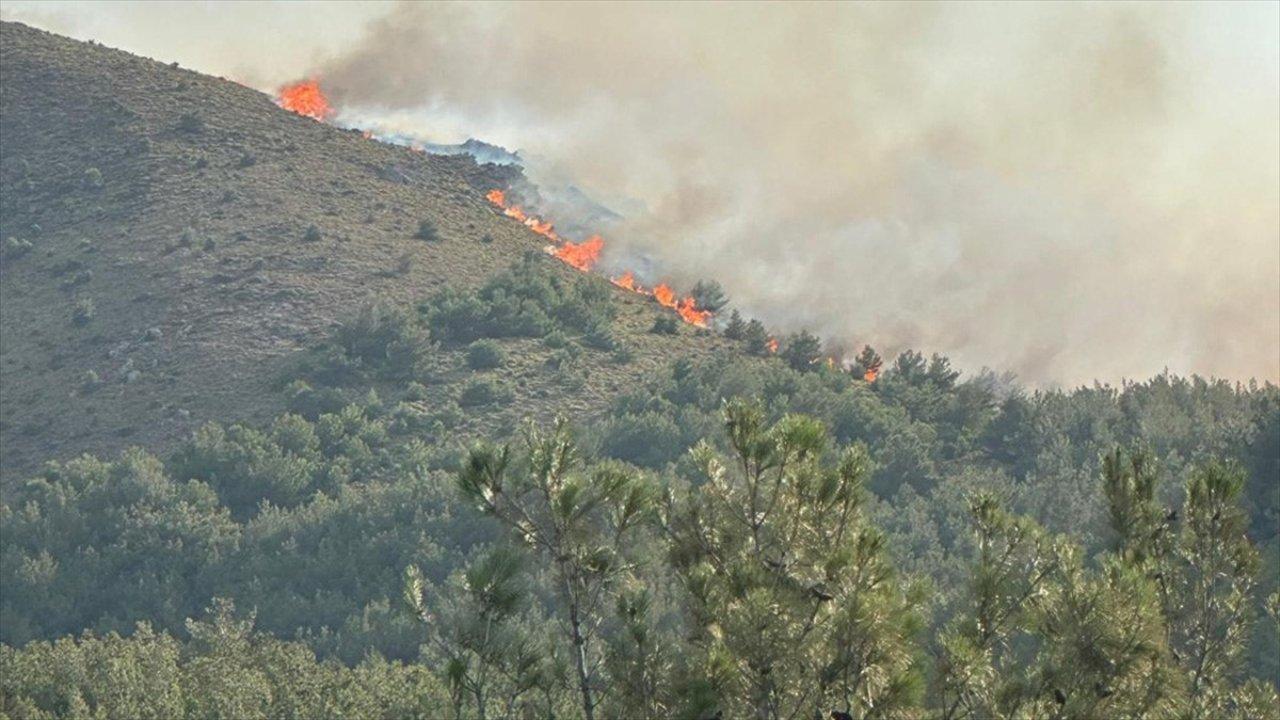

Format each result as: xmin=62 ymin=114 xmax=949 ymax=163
xmin=7 ymin=2 xmax=1278 ymax=385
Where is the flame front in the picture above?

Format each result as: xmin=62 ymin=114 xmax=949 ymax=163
xmin=611 ymin=271 xmax=637 ymax=291
xmin=553 ymin=236 xmax=604 ymax=272
xmin=486 ymin=190 xmax=712 ymax=327
xmin=267 ymin=83 xmax=725 ymax=335
xmin=276 ymin=80 xmax=332 ymax=121
xmin=485 ymin=189 xmax=561 ymax=242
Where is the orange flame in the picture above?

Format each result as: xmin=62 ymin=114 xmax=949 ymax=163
xmin=864 ymin=367 xmax=879 ymax=382
xmin=611 ymin=271 xmax=638 ymax=291
xmin=676 ymin=297 xmax=712 ymax=326
xmin=276 ymin=79 xmax=332 ymax=121
xmin=486 ymin=188 xmax=712 ymax=327
xmin=767 ymin=337 xmax=780 ymax=354
xmin=553 ymin=235 xmax=604 ymax=272
xmin=485 ymin=188 xmax=560 ymax=242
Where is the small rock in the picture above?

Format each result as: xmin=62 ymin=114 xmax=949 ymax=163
xmin=124 ymin=370 xmax=141 ymax=384
xmin=144 ymin=326 xmax=163 ymax=341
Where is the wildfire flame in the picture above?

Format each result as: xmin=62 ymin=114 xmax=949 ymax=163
xmin=611 ymin=271 xmax=638 ymax=292
xmin=266 ymin=78 xmax=863 ymax=352
xmin=485 ymin=189 xmax=712 ymax=327
xmin=553 ymin=235 xmax=604 ymax=272
xmin=486 ymin=189 xmax=561 ymax=242
xmin=276 ymin=80 xmax=332 ymax=121
xmin=268 ymin=76 xmax=740 ymax=336
xmin=864 ymin=367 xmax=880 ymax=382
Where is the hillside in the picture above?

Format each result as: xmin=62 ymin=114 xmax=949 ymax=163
xmin=0 ymin=21 xmax=732 ymax=481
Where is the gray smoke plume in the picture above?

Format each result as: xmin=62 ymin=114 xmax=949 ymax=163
xmin=7 ymin=1 xmax=1277 ymax=385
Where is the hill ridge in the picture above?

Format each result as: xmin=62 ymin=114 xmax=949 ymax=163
xmin=0 ymin=20 xmax=729 ymax=481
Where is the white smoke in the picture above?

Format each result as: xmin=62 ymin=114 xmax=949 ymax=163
xmin=5 ymin=1 xmax=1277 ymax=385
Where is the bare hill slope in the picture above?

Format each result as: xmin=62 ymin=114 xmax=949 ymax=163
xmin=0 ymin=21 xmax=732 ymax=480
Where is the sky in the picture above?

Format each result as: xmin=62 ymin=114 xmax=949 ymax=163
xmin=4 ymin=1 xmax=1277 ymax=386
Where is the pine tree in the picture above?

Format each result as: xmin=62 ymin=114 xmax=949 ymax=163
xmin=691 ymin=280 xmax=729 ymax=313
xmin=723 ymin=309 xmax=747 ymax=340
xmin=852 ymin=345 xmax=883 ymax=382
xmin=664 ymin=400 xmax=922 ymax=719
xmin=781 ymin=330 xmax=823 ymax=371
xmin=456 ymin=419 xmax=656 ymax=720
xmin=404 ymin=547 xmax=549 ymax=719
xmin=743 ymin=319 xmax=771 ymax=356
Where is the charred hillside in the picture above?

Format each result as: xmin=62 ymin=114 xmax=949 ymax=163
xmin=0 ymin=21 xmax=732 ymax=481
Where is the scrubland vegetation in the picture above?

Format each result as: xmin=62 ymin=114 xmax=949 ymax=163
xmin=3 ymin=261 xmax=1277 ymax=717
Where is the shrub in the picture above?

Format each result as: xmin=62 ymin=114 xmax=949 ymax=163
xmin=71 ymin=298 xmax=95 ymax=326
xmin=238 ymin=152 xmax=257 ymax=167
xmin=414 ymin=220 xmax=439 ymax=242
xmin=543 ymin=330 xmax=569 ymax=349
xmin=424 ymin=255 xmax=616 ymax=344
xmin=180 ymin=227 xmax=197 ymax=247
xmin=599 ymin=412 xmax=685 ymax=469
xmin=82 ymin=167 xmax=103 ymax=189
xmin=466 ymin=340 xmax=505 ymax=370
xmin=546 ymin=345 xmax=581 ymax=370
xmin=583 ymin=322 xmax=617 ymax=351
xmin=2 ymin=237 xmax=32 ymax=259
xmin=284 ymin=380 xmax=350 ymax=419
xmin=404 ymin=381 xmax=429 ymax=402
xmin=303 ymin=225 xmax=322 ymax=242
xmin=333 ymin=304 xmax=428 ymax=380
xmin=611 ymin=343 xmax=636 ymax=365
xmin=458 ymin=378 xmax=511 ymax=407
xmin=177 ymin=112 xmax=204 ymax=134
xmin=651 ymin=315 xmax=679 ymax=335
xmin=60 ymin=269 xmax=92 ymax=290
xmin=432 ymin=402 xmax=463 ymax=429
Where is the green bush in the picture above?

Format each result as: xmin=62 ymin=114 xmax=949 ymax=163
xmin=466 ymin=340 xmax=505 ymax=370
xmin=599 ymin=411 xmax=685 ymax=468
xmin=611 ymin=343 xmax=636 ymax=365
xmin=458 ymin=378 xmax=511 ymax=407
xmin=651 ymin=315 xmax=679 ymax=335
xmin=404 ymin=381 xmax=429 ymax=402
xmin=303 ymin=225 xmax=322 ymax=242
xmin=424 ymin=255 xmax=615 ymax=344
xmin=71 ymin=298 xmax=95 ymax=326
xmin=332 ymin=303 xmax=429 ymax=380
xmin=414 ymin=220 xmax=439 ymax=242
xmin=2 ymin=236 xmax=33 ymax=259
xmin=82 ymin=167 xmax=104 ymax=189
xmin=583 ymin=322 xmax=617 ymax=351
xmin=543 ymin=330 xmax=569 ymax=349
xmin=177 ymin=112 xmax=204 ymax=134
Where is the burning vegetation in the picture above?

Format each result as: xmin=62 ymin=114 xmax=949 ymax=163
xmin=276 ymin=80 xmax=332 ymax=121
xmin=273 ymin=79 xmax=870 ymax=354
xmin=484 ymin=190 xmax=714 ymax=327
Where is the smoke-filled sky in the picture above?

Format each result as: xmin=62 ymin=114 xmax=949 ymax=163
xmin=5 ymin=1 xmax=1277 ymax=386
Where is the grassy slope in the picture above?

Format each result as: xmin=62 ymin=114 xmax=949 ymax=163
xmin=0 ymin=21 xmax=735 ymax=481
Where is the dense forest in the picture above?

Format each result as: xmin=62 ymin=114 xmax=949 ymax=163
xmin=2 ymin=257 xmax=1277 ymax=718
